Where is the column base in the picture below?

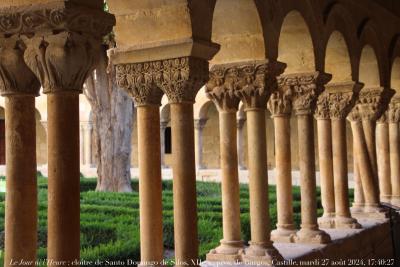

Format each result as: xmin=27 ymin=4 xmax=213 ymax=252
xmin=294 ymin=227 xmax=331 ymax=244
xmin=350 ymin=203 xmax=365 ymax=213
xmin=241 ymin=241 xmax=283 ymax=265
xmin=335 ymin=216 xmax=362 ymax=229
xmin=390 ymin=196 xmax=400 ymax=207
xmin=351 ymin=205 xmax=389 ymax=220
xmin=380 ymin=195 xmax=392 ymax=203
xmin=206 ymin=240 xmax=244 ymax=262
xmin=318 ymin=213 xmax=336 ymax=229
xmin=271 ymin=226 xmax=297 ymax=243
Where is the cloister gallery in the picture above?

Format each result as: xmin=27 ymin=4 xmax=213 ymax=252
xmin=0 ymin=0 xmax=400 ymax=266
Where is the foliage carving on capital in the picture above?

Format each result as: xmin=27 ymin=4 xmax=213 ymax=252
xmin=206 ymin=64 xmax=241 ymax=112
xmin=388 ymin=95 xmax=400 ymax=123
xmin=355 ymin=87 xmax=395 ymax=121
xmin=153 ymin=57 xmax=209 ymax=104
xmin=0 ymin=37 xmax=40 ymax=96
xmin=116 ymin=62 xmax=163 ymax=106
xmin=23 ymin=32 xmax=99 ymax=94
xmin=234 ymin=60 xmax=286 ymax=110
xmin=327 ymin=82 xmax=362 ymax=120
xmin=278 ymin=72 xmax=332 ymax=115
xmin=314 ymin=91 xmax=330 ymax=120
xmin=0 ymin=3 xmax=115 ymax=38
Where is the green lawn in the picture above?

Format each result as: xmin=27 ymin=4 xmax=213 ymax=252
xmin=0 ymin=175 xmax=347 ymax=266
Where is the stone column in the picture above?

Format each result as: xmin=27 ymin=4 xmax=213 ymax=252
xmin=376 ymin=114 xmax=391 ymax=203
xmin=351 ymin=125 xmax=365 ymax=212
xmin=160 ymin=120 xmax=169 ymax=168
xmin=235 ymin=60 xmax=285 ymax=264
xmin=83 ymin=122 xmax=93 ymax=166
xmin=22 ymin=7 xmax=114 ymax=263
xmin=116 ymin=63 xmax=165 ymax=265
xmin=194 ymin=118 xmax=207 ymax=169
xmin=154 ymin=57 xmax=209 ymax=266
xmin=327 ymin=82 xmax=361 ymax=229
xmin=237 ymin=117 xmax=246 ymax=170
xmin=354 ymin=87 xmax=394 ymax=215
xmin=280 ymin=72 xmax=331 ymax=244
xmin=0 ymin=37 xmax=41 ymax=267
xmin=314 ymin=92 xmax=335 ymax=229
xmin=205 ymin=65 xmax=243 ymax=261
xmin=267 ymin=84 xmax=296 ymax=242
xmin=388 ymin=96 xmax=400 ymax=206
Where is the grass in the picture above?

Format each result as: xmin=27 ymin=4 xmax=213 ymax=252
xmin=0 ymin=175 xmax=353 ymax=266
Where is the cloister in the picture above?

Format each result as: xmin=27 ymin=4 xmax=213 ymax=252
xmin=0 ymin=0 xmax=400 ymax=266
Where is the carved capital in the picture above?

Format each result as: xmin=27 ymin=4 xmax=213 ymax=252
xmin=278 ymin=72 xmax=332 ymax=115
xmin=377 ymin=112 xmax=387 ymax=124
xmin=267 ymin=87 xmax=292 ymax=117
xmin=116 ymin=62 xmax=164 ymax=106
xmin=0 ymin=37 xmax=40 ymax=96
xmin=388 ymin=95 xmax=400 ymax=123
xmin=206 ymin=64 xmax=241 ymax=112
xmin=0 ymin=2 xmax=115 ymax=38
xmin=153 ymin=57 xmax=209 ymax=104
xmin=234 ymin=61 xmax=286 ymax=110
xmin=237 ymin=118 xmax=246 ymax=129
xmin=355 ymin=87 xmax=395 ymax=121
xmin=23 ymin=32 xmax=99 ymax=94
xmin=314 ymin=91 xmax=330 ymax=120
xmin=327 ymin=81 xmax=363 ymax=120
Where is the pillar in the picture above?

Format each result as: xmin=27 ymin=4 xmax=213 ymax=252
xmin=353 ymin=87 xmax=394 ymax=216
xmin=160 ymin=120 xmax=168 ymax=168
xmin=237 ymin=117 xmax=247 ymax=170
xmin=0 ymin=37 xmax=41 ymax=267
xmin=327 ymin=82 xmax=361 ymax=229
xmin=314 ymin=92 xmax=335 ymax=229
xmin=267 ymin=87 xmax=296 ymax=242
xmin=388 ymin=96 xmax=400 ymax=206
xmin=376 ymin=115 xmax=391 ymax=203
xmin=235 ymin=60 xmax=285 ymax=264
xmin=351 ymin=123 xmax=365 ymax=212
xmin=280 ymin=72 xmax=331 ymax=244
xmin=194 ymin=118 xmax=207 ymax=169
xmin=116 ymin=62 xmax=165 ymax=265
xmin=154 ymin=57 xmax=209 ymax=266
xmin=79 ymin=124 xmax=85 ymax=165
xmin=206 ymin=67 xmax=243 ymax=261
xmin=23 ymin=7 xmax=113 ymax=261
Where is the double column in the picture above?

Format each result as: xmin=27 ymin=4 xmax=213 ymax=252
xmin=0 ymin=37 xmax=41 ymax=267
xmin=376 ymin=114 xmax=391 ymax=203
xmin=326 ymin=82 xmax=361 ymax=229
xmin=350 ymin=87 xmax=394 ymax=216
xmin=116 ymin=63 xmax=165 ymax=266
xmin=279 ymin=72 xmax=331 ymax=244
xmin=205 ymin=64 xmax=243 ymax=261
xmin=235 ymin=60 xmax=285 ymax=264
xmin=267 ymin=84 xmax=296 ymax=242
xmin=388 ymin=96 xmax=400 ymax=206
xmin=153 ymin=57 xmax=210 ymax=265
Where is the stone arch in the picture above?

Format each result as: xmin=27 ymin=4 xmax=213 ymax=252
xmin=325 ymin=31 xmax=352 ymax=82
xmin=357 ymin=19 xmax=387 ymax=86
xmin=359 ymin=45 xmax=381 ymax=88
xmin=197 ymin=100 xmax=215 ymax=120
xmin=201 ymin=102 xmax=220 ymax=169
xmin=160 ymin=104 xmax=171 ymax=123
xmin=277 ymin=10 xmax=316 ymax=73
xmin=210 ymin=0 xmax=266 ymax=64
xmin=323 ymin=3 xmax=358 ymax=79
xmin=391 ymin=58 xmax=400 ymax=92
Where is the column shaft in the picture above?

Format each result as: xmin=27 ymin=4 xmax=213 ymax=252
xmin=137 ymin=105 xmax=163 ymax=264
xmin=194 ymin=120 xmax=206 ymax=169
xmin=247 ymin=109 xmax=270 ymax=247
xmin=351 ymin=128 xmax=365 ymax=212
xmin=237 ymin=119 xmax=246 ymax=170
xmin=271 ymin=115 xmax=296 ymax=241
xmin=389 ymin=122 xmax=400 ymax=205
xmin=362 ymin=120 xmax=378 ymax=184
xmin=351 ymin=121 xmax=380 ymax=209
xmin=83 ymin=123 xmax=92 ymax=166
xmin=170 ymin=103 xmax=198 ymax=265
xmin=376 ymin=122 xmax=391 ymax=202
xmin=295 ymin=114 xmax=330 ymax=243
xmin=47 ymin=92 xmax=80 ymax=263
xmin=316 ymin=119 xmax=335 ymax=228
xmin=332 ymin=119 xmax=360 ymax=228
xmin=4 ymin=96 xmax=37 ymax=267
